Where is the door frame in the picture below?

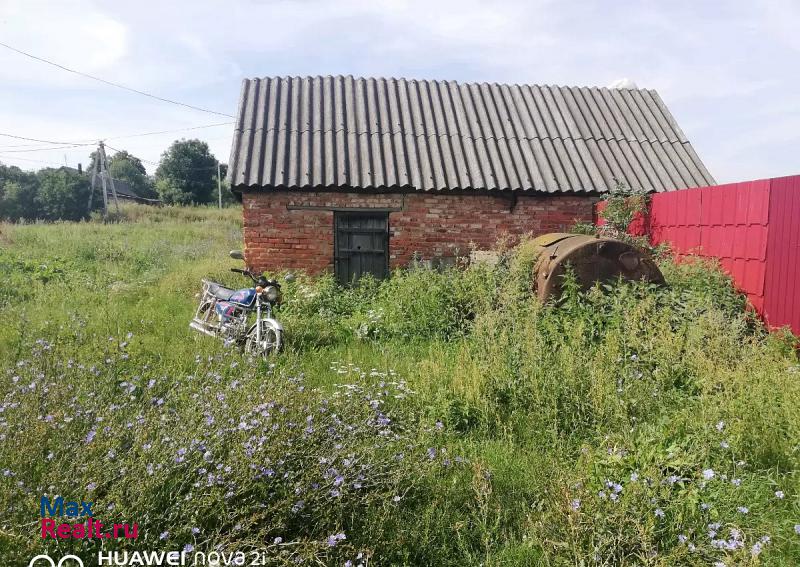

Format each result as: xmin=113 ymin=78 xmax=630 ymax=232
xmin=333 ymin=210 xmax=390 ymax=284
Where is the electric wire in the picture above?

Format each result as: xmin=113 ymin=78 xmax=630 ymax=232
xmin=0 ymin=122 xmax=234 ymax=151
xmin=0 ymin=41 xmax=234 ymax=118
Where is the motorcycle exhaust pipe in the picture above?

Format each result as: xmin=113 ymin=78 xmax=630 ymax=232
xmin=189 ymin=321 xmax=217 ymax=337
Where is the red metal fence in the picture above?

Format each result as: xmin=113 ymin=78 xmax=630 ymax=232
xmin=596 ymin=175 xmax=800 ymax=335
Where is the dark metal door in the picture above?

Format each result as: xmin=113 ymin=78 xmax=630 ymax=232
xmin=334 ymin=212 xmax=389 ymax=284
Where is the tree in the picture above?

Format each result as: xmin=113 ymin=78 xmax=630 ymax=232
xmin=0 ymin=164 xmax=40 ymax=220
xmin=108 ymin=150 xmax=156 ymax=198
xmin=0 ymin=181 xmax=38 ymax=220
xmin=155 ymin=139 xmax=218 ymax=205
xmin=37 ymin=167 xmax=92 ymax=221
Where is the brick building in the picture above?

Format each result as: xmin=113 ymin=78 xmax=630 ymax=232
xmin=228 ymin=76 xmax=714 ymax=283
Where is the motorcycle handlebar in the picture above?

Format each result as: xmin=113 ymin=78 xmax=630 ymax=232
xmin=231 ymin=267 xmax=259 ymax=282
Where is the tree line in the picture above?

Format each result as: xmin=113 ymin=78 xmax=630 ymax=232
xmin=0 ymin=139 xmax=233 ymax=221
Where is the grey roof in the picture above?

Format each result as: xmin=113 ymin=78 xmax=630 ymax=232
xmin=229 ymin=75 xmax=714 ymax=194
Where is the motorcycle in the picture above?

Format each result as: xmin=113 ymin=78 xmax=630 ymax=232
xmin=189 ymin=251 xmax=292 ymax=358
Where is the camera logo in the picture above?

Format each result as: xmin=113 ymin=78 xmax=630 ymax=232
xmin=28 ymin=555 xmax=84 ymax=567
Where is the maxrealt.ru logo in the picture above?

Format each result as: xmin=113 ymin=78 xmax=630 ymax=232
xmin=40 ymin=495 xmax=138 ymax=540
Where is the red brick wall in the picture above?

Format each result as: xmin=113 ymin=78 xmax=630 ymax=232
xmin=242 ymin=190 xmax=596 ymax=273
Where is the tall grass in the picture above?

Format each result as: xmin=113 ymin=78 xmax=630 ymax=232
xmin=1 ymin=206 xmax=798 ymax=566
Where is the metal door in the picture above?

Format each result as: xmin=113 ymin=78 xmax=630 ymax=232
xmin=334 ymin=212 xmax=389 ymax=284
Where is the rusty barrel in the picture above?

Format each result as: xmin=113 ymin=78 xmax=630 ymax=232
xmin=531 ymin=233 xmax=665 ymax=301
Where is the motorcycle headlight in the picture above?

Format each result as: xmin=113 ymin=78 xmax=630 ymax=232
xmin=263 ymin=285 xmax=280 ymax=302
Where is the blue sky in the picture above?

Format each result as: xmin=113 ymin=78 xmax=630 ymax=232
xmin=1 ymin=0 xmax=798 ymax=183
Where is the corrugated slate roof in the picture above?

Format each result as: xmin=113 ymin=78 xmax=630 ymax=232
xmin=229 ymin=75 xmax=714 ymax=194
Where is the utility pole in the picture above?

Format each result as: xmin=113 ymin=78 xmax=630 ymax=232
xmin=88 ymin=141 xmax=120 ymax=219
xmin=217 ymin=161 xmax=222 ymax=209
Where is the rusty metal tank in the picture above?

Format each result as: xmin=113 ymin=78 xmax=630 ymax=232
xmin=531 ymin=233 xmax=664 ymax=301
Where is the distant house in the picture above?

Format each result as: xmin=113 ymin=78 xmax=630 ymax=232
xmin=106 ymin=178 xmax=160 ymax=205
xmin=228 ymin=75 xmax=714 ymax=283
xmin=75 ymin=169 xmax=160 ymax=206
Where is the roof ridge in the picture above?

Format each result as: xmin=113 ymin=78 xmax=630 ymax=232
xmin=245 ymin=75 xmax=655 ymax=94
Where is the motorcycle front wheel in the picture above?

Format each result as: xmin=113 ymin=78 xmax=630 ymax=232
xmin=244 ymin=320 xmax=283 ymax=359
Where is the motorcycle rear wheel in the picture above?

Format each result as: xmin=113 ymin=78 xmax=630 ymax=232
xmin=244 ymin=320 xmax=282 ymax=359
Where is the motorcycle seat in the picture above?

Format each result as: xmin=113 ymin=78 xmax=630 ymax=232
xmin=203 ymin=280 xmax=236 ymax=301
xmin=203 ymin=280 xmax=257 ymax=307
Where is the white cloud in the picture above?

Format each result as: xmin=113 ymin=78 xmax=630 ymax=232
xmin=0 ymin=0 xmax=128 ymax=85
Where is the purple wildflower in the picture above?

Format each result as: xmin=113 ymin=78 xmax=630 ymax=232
xmin=326 ymin=533 xmax=346 ymax=547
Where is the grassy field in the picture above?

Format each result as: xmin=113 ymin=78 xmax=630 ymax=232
xmin=1 ymin=204 xmax=799 ymax=566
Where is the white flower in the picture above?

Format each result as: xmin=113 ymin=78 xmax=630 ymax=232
xmin=702 ymin=469 xmax=715 ymax=480
xmin=775 ymin=490 xmax=785 ymax=499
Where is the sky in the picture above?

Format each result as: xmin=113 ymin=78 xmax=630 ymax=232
xmin=0 ymin=0 xmax=798 ymax=183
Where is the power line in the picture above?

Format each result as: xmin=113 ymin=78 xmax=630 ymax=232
xmin=105 ymin=121 xmax=234 ymax=141
xmin=1 ymin=141 xmax=226 ymax=175
xmin=0 ymin=143 xmax=93 ymax=153
xmin=0 ymin=41 xmax=234 ymax=118
xmin=104 ymin=144 xmax=158 ymax=166
xmin=0 ymin=132 xmax=81 ymax=145
xmin=0 ymin=122 xmax=233 ymax=151
xmin=104 ymin=144 xmax=221 ymax=172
